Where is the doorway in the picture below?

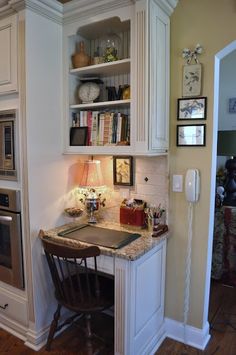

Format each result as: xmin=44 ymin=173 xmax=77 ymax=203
xmin=204 ymin=40 xmax=236 ymax=340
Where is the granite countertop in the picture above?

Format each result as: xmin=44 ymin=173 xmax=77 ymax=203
xmin=40 ymin=220 xmax=168 ymax=261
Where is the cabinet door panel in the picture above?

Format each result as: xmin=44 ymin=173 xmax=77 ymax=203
xmin=0 ymin=15 xmax=18 ymax=94
xmin=150 ymin=3 xmax=169 ymax=151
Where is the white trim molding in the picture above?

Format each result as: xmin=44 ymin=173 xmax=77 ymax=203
xmin=165 ymin=318 xmax=211 ymax=350
xmin=63 ymin=0 xmax=134 ymax=24
xmin=0 ymin=0 xmax=63 ymax=23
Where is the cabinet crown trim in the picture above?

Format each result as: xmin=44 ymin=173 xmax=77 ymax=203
xmin=0 ymin=0 xmax=63 ymax=24
xmin=63 ymin=0 xmax=134 ymax=24
xmin=153 ymin=0 xmax=178 ymax=15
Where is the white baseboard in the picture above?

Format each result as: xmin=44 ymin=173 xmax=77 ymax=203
xmin=165 ymin=317 xmax=211 ymax=350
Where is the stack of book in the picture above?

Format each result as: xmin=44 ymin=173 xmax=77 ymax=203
xmin=71 ymin=111 xmax=130 ymax=146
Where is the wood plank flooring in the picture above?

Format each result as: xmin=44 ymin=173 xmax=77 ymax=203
xmin=0 ymin=281 xmax=236 ymax=354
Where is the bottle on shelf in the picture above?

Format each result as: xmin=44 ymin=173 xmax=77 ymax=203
xmin=71 ymin=41 xmax=90 ymax=69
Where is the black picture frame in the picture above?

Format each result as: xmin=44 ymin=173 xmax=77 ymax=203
xmin=229 ymin=97 xmax=236 ymax=113
xmin=70 ymin=127 xmax=88 ymax=146
xmin=177 ymin=97 xmax=207 ymax=120
xmin=113 ymin=156 xmax=133 ymax=186
xmin=177 ymin=124 xmax=206 ymax=147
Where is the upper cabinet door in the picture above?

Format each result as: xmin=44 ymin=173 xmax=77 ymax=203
xmin=134 ymin=0 xmax=170 ymax=155
xmin=0 ymin=14 xmax=18 ymax=95
xmin=149 ymin=2 xmax=169 ymax=151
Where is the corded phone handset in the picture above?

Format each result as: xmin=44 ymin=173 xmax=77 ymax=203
xmin=185 ymin=169 xmax=200 ymax=203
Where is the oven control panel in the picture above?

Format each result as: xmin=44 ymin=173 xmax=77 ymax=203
xmin=0 ymin=188 xmax=20 ymax=212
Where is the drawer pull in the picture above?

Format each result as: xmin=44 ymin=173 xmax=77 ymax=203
xmin=0 ymin=303 xmax=8 ymax=310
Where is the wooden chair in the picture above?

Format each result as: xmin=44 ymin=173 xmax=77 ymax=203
xmin=42 ymin=238 xmax=114 ymax=352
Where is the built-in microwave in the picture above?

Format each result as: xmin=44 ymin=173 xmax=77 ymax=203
xmin=0 ymin=110 xmax=16 ymax=180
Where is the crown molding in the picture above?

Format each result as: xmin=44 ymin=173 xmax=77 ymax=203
xmin=62 ymin=0 xmax=134 ymax=24
xmin=0 ymin=0 xmax=178 ymax=23
xmin=0 ymin=0 xmax=63 ymax=24
xmin=151 ymin=0 xmax=178 ymax=16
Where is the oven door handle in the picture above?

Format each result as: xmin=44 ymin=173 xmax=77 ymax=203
xmin=0 ymin=215 xmax=12 ymax=222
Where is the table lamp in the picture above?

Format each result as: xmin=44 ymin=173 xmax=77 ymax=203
xmin=79 ymin=160 xmax=105 ymax=223
xmin=217 ymin=130 xmax=236 ymax=206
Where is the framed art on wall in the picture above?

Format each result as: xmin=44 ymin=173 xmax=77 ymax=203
xmin=113 ymin=156 xmax=133 ymax=186
xmin=229 ymin=98 xmax=236 ymax=113
xmin=182 ymin=63 xmax=202 ymax=97
xmin=177 ymin=124 xmax=206 ymax=146
xmin=177 ymin=97 xmax=207 ymax=120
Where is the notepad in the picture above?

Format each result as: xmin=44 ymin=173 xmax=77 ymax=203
xmin=58 ymin=224 xmax=141 ymax=249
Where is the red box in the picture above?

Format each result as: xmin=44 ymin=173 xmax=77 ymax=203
xmin=120 ymin=206 xmax=146 ymax=227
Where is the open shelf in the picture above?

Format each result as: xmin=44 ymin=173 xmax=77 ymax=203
xmin=69 ymin=58 xmax=130 ymax=77
xmin=70 ymin=99 xmax=130 ymax=109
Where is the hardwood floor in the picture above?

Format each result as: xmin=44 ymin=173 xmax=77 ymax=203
xmin=0 ymin=281 xmax=236 ymax=354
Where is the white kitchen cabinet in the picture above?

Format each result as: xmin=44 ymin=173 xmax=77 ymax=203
xmin=135 ymin=0 xmax=170 ymax=154
xmin=0 ymin=14 xmax=18 ymax=95
xmin=63 ymin=8 xmax=133 ymax=155
xmin=63 ymin=0 xmax=176 ymax=156
xmin=0 ymin=285 xmax=28 ymax=335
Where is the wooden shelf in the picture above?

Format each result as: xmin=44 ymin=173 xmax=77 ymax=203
xmin=69 ymin=58 xmax=130 ymax=77
xmin=70 ymin=99 xmax=131 ymax=109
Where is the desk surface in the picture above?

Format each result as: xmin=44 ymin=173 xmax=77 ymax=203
xmin=41 ymin=220 xmax=168 ymax=261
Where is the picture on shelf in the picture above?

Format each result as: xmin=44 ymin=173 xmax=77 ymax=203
xmin=70 ymin=127 xmax=88 ymax=146
xmin=177 ymin=97 xmax=207 ymax=120
xmin=113 ymin=156 xmax=133 ymax=186
xmin=177 ymin=124 xmax=206 ymax=146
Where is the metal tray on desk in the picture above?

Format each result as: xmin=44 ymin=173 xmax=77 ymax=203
xmin=58 ymin=224 xmax=141 ymax=249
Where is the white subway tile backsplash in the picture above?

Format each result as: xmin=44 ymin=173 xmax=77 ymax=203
xmin=76 ymin=155 xmax=168 ymax=223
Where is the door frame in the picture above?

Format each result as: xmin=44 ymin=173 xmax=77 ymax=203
xmin=203 ymin=40 xmax=236 ymax=326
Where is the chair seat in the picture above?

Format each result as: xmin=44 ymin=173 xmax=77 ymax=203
xmin=56 ymin=273 xmax=114 ymax=313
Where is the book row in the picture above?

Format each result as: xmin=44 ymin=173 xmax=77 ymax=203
xmin=71 ymin=111 xmax=130 ymax=146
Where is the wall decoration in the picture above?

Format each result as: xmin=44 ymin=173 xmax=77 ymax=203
xmin=113 ymin=156 xmax=133 ymax=186
xmin=177 ymin=97 xmax=207 ymax=120
xmin=229 ymin=97 xmax=236 ymax=113
xmin=177 ymin=124 xmax=206 ymax=146
xmin=182 ymin=64 xmax=202 ymax=97
xmin=182 ymin=44 xmax=203 ymax=97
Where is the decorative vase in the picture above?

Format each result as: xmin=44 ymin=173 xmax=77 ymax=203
xmin=72 ymin=41 xmax=90 ymax=68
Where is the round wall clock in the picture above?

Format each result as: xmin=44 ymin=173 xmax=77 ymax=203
xmin=78 ymin=82 xmax=100 ymax=103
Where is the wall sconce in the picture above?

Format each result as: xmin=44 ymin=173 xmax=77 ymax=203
xmin=79 ymin=160 xmax=106 ymax=223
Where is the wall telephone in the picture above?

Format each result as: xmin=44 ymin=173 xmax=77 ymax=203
xmin=185 ymin=169 xmax=200 ymax=203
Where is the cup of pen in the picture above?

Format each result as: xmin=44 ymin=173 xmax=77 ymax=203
xmin=145 ymin=205 xmax=165 ymax=232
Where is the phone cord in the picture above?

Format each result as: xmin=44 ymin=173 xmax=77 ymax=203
xmin=183 ymin=202 xmax=193 ymax=345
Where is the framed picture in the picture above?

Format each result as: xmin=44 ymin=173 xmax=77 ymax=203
xmin=182 ymin=63 xmax=202 ymax=97
xmin=113 ymin=156 xmax=133 ymax=186
xmin=70 ymin=127 xmax=88 ymax=146
xmin=177 ymin=97 xmax=207 ymax=120
xmin=229 ymin=98 xmax=236 ymax=113
xmin=177 ymin=124 xmax=206 ymax=147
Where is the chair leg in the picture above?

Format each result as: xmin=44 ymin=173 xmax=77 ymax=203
xmin=45 ymin=304 xmax=61 ymax=351
xmin=85 ymin=314 xmax=92 ymax=338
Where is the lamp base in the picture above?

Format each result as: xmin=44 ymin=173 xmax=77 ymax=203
xmin=85 ymin=197 xmax=100 ymax=224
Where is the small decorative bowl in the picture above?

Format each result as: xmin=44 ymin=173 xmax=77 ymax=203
xmin=64 ymin=207 xmax=83 ymax=218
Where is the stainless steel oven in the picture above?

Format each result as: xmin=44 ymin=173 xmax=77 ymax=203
xmin=0 ymin=188 xmax=24 ymax=289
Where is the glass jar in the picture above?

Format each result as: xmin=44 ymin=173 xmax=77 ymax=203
xmin=99 ymin=32 xmax=121 ymax=62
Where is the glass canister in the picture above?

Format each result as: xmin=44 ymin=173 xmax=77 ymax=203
xmin=99 ymin=32 xmax=121 ymax=62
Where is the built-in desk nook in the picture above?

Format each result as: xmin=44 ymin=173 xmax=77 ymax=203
xmin=40 ymin=221 xmax=168 ymax=355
